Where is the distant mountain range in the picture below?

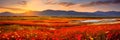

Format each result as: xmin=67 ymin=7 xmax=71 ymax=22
xmin=0 ymin=10 xmax=120 ymax=17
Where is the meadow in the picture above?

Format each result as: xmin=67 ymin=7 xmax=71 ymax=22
xmin=0 ymin=16 xmax=120 ymax=40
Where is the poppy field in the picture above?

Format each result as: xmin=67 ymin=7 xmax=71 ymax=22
xmin=0 ymin=16 xmax=120 ymax=40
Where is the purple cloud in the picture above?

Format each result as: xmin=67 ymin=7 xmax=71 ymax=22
xmin=81 ymin=0 xmax=120 ymax=7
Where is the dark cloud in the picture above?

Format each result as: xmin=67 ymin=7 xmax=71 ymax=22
xmin=81 ymin=0 xmax=120 ymax=7
xmin=55 ymin=2 xmax=76 ymax=6
xmin=18 ymin=1 xmax=27 ymax=6
xmin=45 ymin=1 xmax=77 ymax=7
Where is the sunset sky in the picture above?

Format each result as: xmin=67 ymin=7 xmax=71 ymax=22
xmin=0 ymin=0 xmax=120 ymax=13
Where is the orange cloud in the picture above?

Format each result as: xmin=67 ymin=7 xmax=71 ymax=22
xmin=0 ymin=7 xmax=29 ymax=13
xmin=0 ymin=7 xmax=25 ymax=10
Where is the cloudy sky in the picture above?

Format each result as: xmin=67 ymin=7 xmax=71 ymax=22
xmin=0 ymin=0 xmax=120 ymax=13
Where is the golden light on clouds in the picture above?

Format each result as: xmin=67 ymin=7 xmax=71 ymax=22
xmin=0 ymin=8 xmax=28 ymax=13
xmin=0 ymin=0 xmax=97 ymax=13
xmin=0 ymin=0 xmax=120 ymax=13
